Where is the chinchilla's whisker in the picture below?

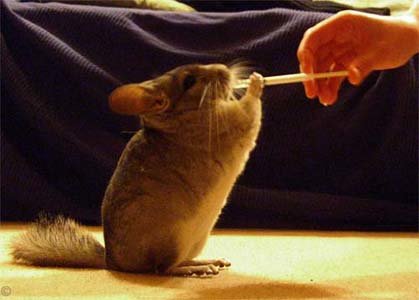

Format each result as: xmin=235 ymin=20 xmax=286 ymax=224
xmin=199 ymin=84 xmax=210 ymax=110
xmin=215 ymin=81 xmax=221 ymax=151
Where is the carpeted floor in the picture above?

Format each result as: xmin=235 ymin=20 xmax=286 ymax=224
xmin=0 ymin=224 xmax=418 ymax=299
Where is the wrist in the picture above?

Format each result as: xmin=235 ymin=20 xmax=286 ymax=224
xmin=398 ymin=0 xmax=419 ymax=54
xmin=386 ymin=17 xmax=419 ymax=64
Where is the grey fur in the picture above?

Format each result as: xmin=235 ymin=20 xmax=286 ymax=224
xmin=10 ymin=215 xmax=105 ymax=268
xmin=9 ymin=63 xmax=263 ymax=276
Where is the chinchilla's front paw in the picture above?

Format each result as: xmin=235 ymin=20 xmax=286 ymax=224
xmin=246 ymin=72 xmax=264 ymax=99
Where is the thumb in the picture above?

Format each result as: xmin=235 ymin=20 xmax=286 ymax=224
xmin=348 ymin=60 xmax=373 ymax=85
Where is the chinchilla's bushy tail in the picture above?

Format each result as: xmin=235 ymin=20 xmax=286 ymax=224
xmin=10 ymin=215 xmax=105 ymax=268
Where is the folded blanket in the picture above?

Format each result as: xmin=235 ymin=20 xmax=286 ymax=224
xmin=186 ymin=0 xmax=390 ymax=15
xmin=21 ymin=0 xmax=196 ymax=12
xmin=1 ymin=0 xmax=417 ymax=230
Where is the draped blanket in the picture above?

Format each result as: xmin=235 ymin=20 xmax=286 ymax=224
xmin=2 ymin=0 xmax=417 ymax=230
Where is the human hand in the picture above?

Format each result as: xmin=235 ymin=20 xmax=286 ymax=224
xmin=297 ymin=10 xmax=419 ymax=105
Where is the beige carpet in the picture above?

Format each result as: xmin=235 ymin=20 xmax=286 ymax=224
xmin=1 ymin=224 xmax=418 ymax=299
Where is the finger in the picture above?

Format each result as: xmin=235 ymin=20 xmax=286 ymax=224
xmin=297 ymin=18 xmax=349 ymax=100
xmin=298 ymin=50 xmax=317 ymax=99
xmin=300 ymin=41 xmax=349 ymax=102
xmin=348 ymin=62 xmax=371 ymax=85
xmin=298 ymin=11 xmax=355 ymax=60
xmin=297 ymin=25 xmax=331 ymax=100
xmin=313 ymin=54 xmax=335 ymax=105
xmin=313 ymin=43 xmax=354 ymax=105
xmin=323 ymin=63 xmax=347 ymax=105
xmin=300 ymin=65 xmax=317 ymax=99
xmin=298 ymin=20 xmax=338 ymax=57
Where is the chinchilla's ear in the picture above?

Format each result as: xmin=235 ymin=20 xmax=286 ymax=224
xmin=108 ymin=84 xmax=170 ymax=115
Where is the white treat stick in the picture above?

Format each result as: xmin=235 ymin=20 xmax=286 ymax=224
xmin=234 ymin=70 xmax=349 ymax=89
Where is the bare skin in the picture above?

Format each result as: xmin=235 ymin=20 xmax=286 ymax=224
xmin=297 ymin=5 xmax=419 ymax=105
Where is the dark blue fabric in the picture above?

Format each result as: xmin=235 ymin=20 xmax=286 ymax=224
xmin=185 ymin=0 xmax=390 ymax=15
xmin=1 ymin=0 xmax=417 ymax=230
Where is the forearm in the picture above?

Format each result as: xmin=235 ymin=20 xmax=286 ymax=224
xmin=408 ymin=0 xmax=419 ymax=52
xmin=394 ymin=0 xmax=419 ymax=56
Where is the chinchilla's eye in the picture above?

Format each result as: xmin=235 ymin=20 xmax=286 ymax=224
xmin=183 ymin=74 xmax=196 ymax=91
